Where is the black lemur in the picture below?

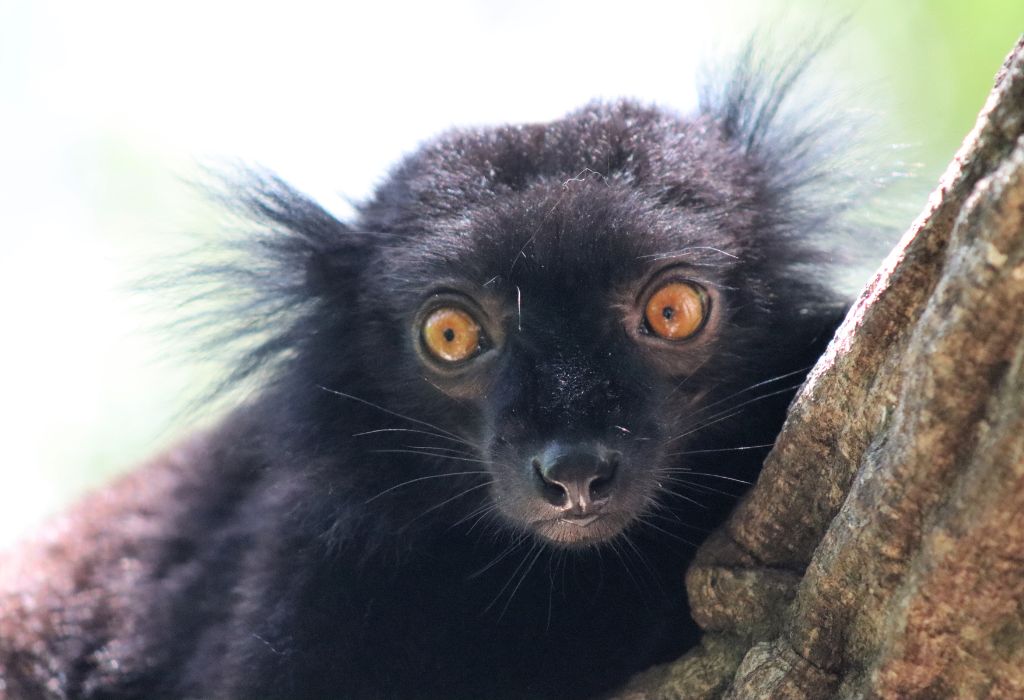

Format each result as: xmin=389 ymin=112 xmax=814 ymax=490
xmin=0 ymin=53 xmax=864 ymax=699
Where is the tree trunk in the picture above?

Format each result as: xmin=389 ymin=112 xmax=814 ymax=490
xmin=612 ymin=35 xmax=1024 ymax=700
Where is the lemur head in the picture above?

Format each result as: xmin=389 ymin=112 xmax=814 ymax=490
xmin=218 ymin=90 xmax=853 ymax=548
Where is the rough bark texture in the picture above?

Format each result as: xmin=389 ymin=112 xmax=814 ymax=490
xmin=612 ymin=35 xmax=1024 ymax=700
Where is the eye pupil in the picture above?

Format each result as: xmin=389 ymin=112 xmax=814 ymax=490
xmin=662 ymin=306 xmax=674 ymax=320
xmin=443 ymin=328 xmax=456 ymax=342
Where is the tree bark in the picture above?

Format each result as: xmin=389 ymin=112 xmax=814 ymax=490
xmin=612 ymin=35 xmax=1024 ymax=700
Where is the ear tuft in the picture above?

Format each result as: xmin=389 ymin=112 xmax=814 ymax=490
xmin=697 ymin=31 xmax=899 ymax=298
xmin=159 ymin=168 xmax=376 ymax=402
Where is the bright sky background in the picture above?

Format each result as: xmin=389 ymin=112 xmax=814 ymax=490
xmin=0 ymin=0 xmax=1019 ymax=544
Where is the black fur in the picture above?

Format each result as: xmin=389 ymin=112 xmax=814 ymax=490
xmin=1 ymin=50 xmax=868 ymax=700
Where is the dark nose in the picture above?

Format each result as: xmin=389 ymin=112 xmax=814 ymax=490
xmin=533 ymin=443 xmax=619 ymax=515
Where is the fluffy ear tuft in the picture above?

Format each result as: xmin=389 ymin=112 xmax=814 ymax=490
xmin=217 ymin=170 xmax=370 ymax=297
xmin=161 ymin=169 xmax=377 ymax=401
xmin=697 ymin=32 xmax=898 ymax=298
xmin=698 ymin=35 xmax=847 ymax=207
xmin=700 ymin=41 xmax=818 ymax=153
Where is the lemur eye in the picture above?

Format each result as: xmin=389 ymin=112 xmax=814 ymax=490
xmin=643 ymin=282 xmax=707 ymax=340
xmin=422 ymin=307 xmax=482 ymax=363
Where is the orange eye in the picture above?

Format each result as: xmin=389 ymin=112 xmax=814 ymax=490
xmin=421 ymin=307 xmax=482 ymax=363
xmin=644 ymin=282 xmax=707 ymax=340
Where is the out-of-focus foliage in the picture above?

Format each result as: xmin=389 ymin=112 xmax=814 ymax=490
xmin=860 ymin=0 xmax=1024 ymax=179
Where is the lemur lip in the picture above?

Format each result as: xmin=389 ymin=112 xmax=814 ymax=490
xmin=530 ymin=511 xmax=631 ymax=547
xmin=559 ymin=514 xmax=601 ymax=527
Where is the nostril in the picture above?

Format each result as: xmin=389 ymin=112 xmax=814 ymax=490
xmin=606 ymin=450 xmax=621 ymax=470
xmin=589 ymin=474 xmax=613 ymax=502
xmin=589 ymin=453 xmax=619 ymax=502
xmin=534 ymin=457 xmax=569 ymax=506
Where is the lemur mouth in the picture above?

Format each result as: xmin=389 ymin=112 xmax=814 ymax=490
xmin=559 ymin=514 xmax=601 ymax=527
xmin=532 ymin=512 xmax=628 ymax=547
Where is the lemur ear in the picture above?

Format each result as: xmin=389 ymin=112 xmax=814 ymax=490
xmin=697 ymin=37 xmax=835 ymax=157
xmin=172 ymin=170 xmax=381 ymax=395
xmin=227 ymin=172 xmax=377 ymax=300
xmin=697 ymin=36 xmax=874 ymax=256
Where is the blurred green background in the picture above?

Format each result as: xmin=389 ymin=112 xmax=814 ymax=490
xmin=0 ymin=0 xmax=1021 ymax=545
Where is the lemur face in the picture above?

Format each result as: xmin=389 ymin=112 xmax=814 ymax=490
xmin=294 ymin=101 xmax=839 ymax=552
xmin=373 ymin=182 xmax=744 ymax=547
xmin=339 ymin=103 xmax=829 ymax=548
